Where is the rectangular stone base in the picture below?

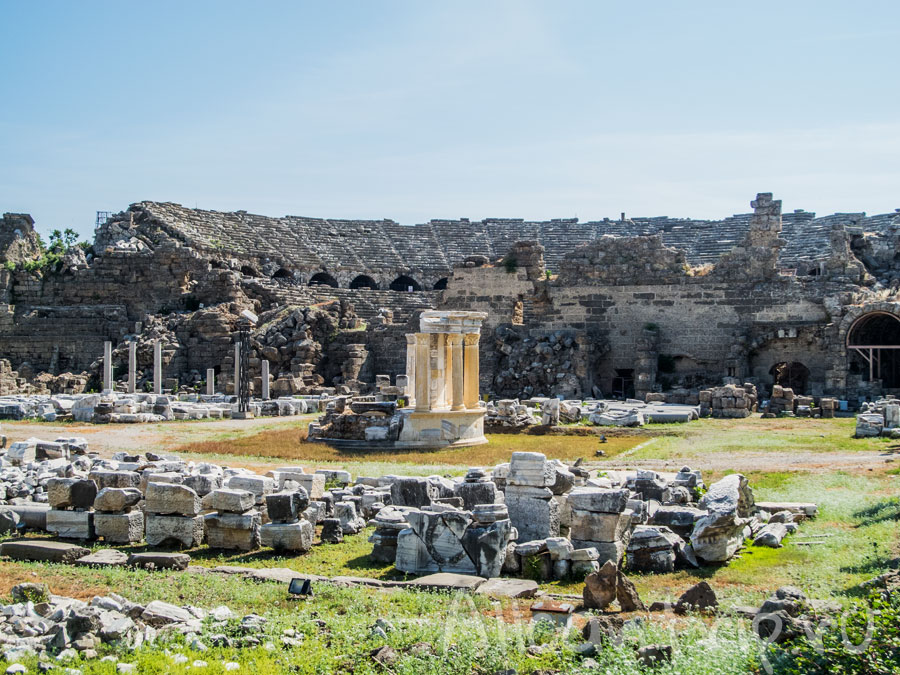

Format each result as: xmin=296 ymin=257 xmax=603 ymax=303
xmin=46 ymin=510 xmax=94 ymax=540
xmin=145 ymin=514 xmax=204 ymax=548
xmin=571 ymin=540 xmax=625 ymax=567
xmin=94 ymin=512 xmax=144 ymax=544
xmin=260 ymin=521 xmax=312 ymax=552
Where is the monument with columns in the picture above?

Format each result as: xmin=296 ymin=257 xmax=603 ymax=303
xmin=310 ymin=310 xmax=488 ymax=449
xmin=396 ymin=310 xmax=488 ymax=447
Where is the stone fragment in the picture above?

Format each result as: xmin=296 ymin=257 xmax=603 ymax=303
xmin=674 ymin=581 xmax=718 ymax=614
xmin=202 ymin=489 xmax=255 ymax=514
xmin=0 ymin=540 xmax=90 ymax=563
xmin=265 ymin=490 xmax=309 ymax=523
xmin=76 ymin=549 xmax=129 ymax=567
xmin=46 ymin=510 xmax=95 ymax=539
xmin=406 ymin=572 xmax=486 ymax=592
xmin=583 ymin=561 xmax=618 ymax=610
xmin=140 ymin=601 xmax=193 ymax=626
xmin=475 ymin=578 xmax=538 ymax=598
xmin=754 ymin=522 xmax=789 ymax=548
xmin=127 ymin=552 xmax=191 ymax=570
xmin=320 ymin=518 xmax=343 ymax=543
xmin=47 ymin=478 xmax=98 ymax=510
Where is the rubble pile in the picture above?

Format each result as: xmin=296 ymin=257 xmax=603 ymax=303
xmin=856 ymin=397 xmax=900 ymax=437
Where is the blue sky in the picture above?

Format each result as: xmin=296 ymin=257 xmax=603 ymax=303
xmin=1 ymin=1 xmax=898 ymax=240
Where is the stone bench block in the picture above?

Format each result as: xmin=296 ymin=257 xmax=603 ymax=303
xmin=260 ymin=520 xmax=313 ymax=552
xmin=144 ymin=483 xmax=200 ymax=516
xmin=94 ymin=511 xmax=144 ymax=544
xmin=145 ymin=514 xmax=204 ymax=548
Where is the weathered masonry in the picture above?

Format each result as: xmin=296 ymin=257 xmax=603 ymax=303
xmin=0 ymin=193 xmax=899 ymax=403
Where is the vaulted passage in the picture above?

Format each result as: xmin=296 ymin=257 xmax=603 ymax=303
xmin=769 ymin=361 xmax=810 ymax=394
xmin=272 ymin=268 xmax=294 ymax=280
xmin=433 ymin=278 xmax=449 ymax=290
xmin=847 ymin=312 xmax=900 ymax=388
xmin=309 ymin=272 xmax=339 ymax=288
xmin=350 ymin=275 xmax=379 ymax=290
xmin=390 ymin=275 xmax=421 ymax=292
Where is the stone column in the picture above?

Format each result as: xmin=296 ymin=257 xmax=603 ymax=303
xmin=103 ymin=341 xmax=113 ymax=392
xmin=127 ymin=342 xmax=137 ymax=394
xmin=234 ymin=342 xmax=241 ymax=399
xmin=405 ymin=334 xmax=417 ymax=407
xmin=448 ymin=333 xmax=465 ymax=411
xmin=261 ymin=360 xmax=270 ymax=400
xmin=414 ymin=333 xmax=431 ymax=412
xmin=153 ymin=341 xmax=162 ymax=395
xmin=463 ymin=333 xmax=480 ymax=409
xmin=206 ymin=368 xmax=215 ymax=396
xmin=432 ymin=333 xmax=446 ymax=409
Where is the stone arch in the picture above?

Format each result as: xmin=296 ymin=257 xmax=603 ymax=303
xmin=769 ymin=361 xmax=810 ymax=393
xmin=433 ymin=278 xmax=449 ymax=290
xmin=350 ymin=274 xmax=379 ymax=290
xmin=845 ymin=310 xmax=900 ymax=388
xmin=240 ymin=265 xmax=260 ymax=277
xmin=389 ymin=275 xmax=421 ymax=292
xmin=309 ymin=272 xmax=339 ymax=288
xmin=272 ymin=268 xmax=294 ymax=280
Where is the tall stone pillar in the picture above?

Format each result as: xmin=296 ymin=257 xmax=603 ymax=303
xmin=414 ymin=333 xmax=431 ymax=412
xmin=432 ymin=334 xmax=446 ymax=409
xmin=103 ymin=341 xmax=113 ymax=393
xmin=261 ymin=360 xmax=270 ymax=400
xmin=463 ymin=333 xmax=480 ymax=409
xmin=153 ymin=341 xmax=162 ymax=395
xmin=405 ymin=334 xmax=417 ymax=407
xmin=207 ymin=368 xmax=215 ymax=395
xmin=234 ymin=342 xmax=241 ymax=399
xmin=448 ymin=333 xmax=465 ymax=411
xmin=127 ymin=342 xmax=137 ymax=394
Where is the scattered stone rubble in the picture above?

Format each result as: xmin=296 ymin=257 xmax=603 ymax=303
xmin=0 ymin=437 xmax=817 ymax=587
xmin=856 ymin=396 xmax=900 ymax=437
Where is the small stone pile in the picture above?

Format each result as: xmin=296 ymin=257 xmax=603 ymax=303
xmin=144 ymin=483 xmax=203 ymax=548
xmin=567 ymin=487 xmax=634 ymax=567
xmin=701 ymin=384 xmax=755 ymax=418
xmin=502 ymin=452 xmax=565 ymax=541
xmin=484 ymin=399 xmax=538 ymax=429
xmin=856 ymin=397 xmax=900 ymax=437
xmin=46 ymin=476 xmax=97 ymax=540
xmin=260 ymin=488 xmax=312 ymax=552
xmin=766 ymin=385 xmax=795 ymax=415
xmin=92 ymin=470 xmax=144 ymax=544
xmin=203 ymin=488 xmax=261 ymax=551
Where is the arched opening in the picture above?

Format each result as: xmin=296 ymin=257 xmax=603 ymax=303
xmin=847 ymin=312 xmax=900 ymax=388
xmin=240 ymin=265 xmax=260 ymax=277
xmin=433 ymin=278 xmax=449 ymax=290
xmin=350 ymin=275 xmax=379 ymax=290
xmin=769 ymin=362 xmax=810 ymax=394
xmin=389 ymin=275 xmax=421 ymax=292
xmin=309 ymin=272 xmax=339 ymax=288
xmin=273 ymin=268 xmax=293 ymax=280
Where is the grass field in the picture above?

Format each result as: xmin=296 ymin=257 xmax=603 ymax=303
xmin=0 ymin=415 xmax=896 ymax=673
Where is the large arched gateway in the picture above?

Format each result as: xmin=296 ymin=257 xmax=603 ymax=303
xmin=847 ymin=311 xmax=900 ymax=388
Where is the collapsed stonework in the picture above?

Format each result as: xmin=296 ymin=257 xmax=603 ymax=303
xmin=2 ymin=192 xmax=900 ymax=404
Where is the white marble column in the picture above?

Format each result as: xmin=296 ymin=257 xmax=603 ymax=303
xmin=432 ymin=334 xmax=446 ymax=409
xmin=206 ymin=368 xmax=215 ymax=396
xmin=153 ymin=341 xmax=162 ymax=395
xmin=463 ymin=333 xmax=480 ymax=409
xmin=261 ymin=360 xmax=270 ymax=400
xmin=127 ymin=342 xmax=137 ymax=394
xmin=405 ymin=334 xmax=417 ymax=407
xmin=234 ymin=342 xmax=241 ymax=398
xmin=414 ymin=333 xmax=431 ymax=412
xmin=448 ymin=333 xmax=464 ymax=411
xmin=103 ymin=341 xmax=113 ymax=393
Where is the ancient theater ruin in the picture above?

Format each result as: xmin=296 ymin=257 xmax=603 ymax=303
xmin=0 ymin=192 xmax=899 ymax=409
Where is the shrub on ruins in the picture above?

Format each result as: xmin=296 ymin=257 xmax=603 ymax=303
xmin=502 ymin=254 xmax=518 ymax=273
xmin=766 ymin=590 xmax=900 ymax=675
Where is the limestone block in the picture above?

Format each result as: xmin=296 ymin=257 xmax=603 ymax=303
xmin=88 ymin=470 xmax=141 ymax=490
xmin=47 ymin=478 xmax=98 ymax=510
xmin=507 ymin=452 xmax=554 ymax=487
xmin=183 ymin=473 xmax=223 ymax=497
xmin=202 ymin=489 xmax=255 ymax=514
xmin=571 ymin=539 xmax=626 ymax=567
xmin=260 ymin=520 xmax=313 ymax=552
xmin=205 ymin=511 xmax=261 ymax=551
xmin=570 ymin=509 xmax=633 ymax=544
xmin=46 ymin=510 xmax=94 ymax=540
xmin=93 ymin=488 xmax=143 ymax=513
xmin=225 ymin=475 xmax=275 ymax=501
xmin=566 ymin=488 xmax=629 ymax=514
xmin=144 ymin=483 xmax=200 ymax=516
xmin=390 ymin=477 xmax=438 ymax=508
xmin=266 ymin=490 xmax=309 ymax=523
xmin=94 ymin=512 xmax=144 ymax=544
xmin=505 ymin=484 xmax=559 ymax=541
xmin=145 ymin=514 xmax=204 ymax=548
xmin=454 ymin=480 xmax=501 ymax=511
xmin=335 ymin=501 xmax=365 ymax=534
